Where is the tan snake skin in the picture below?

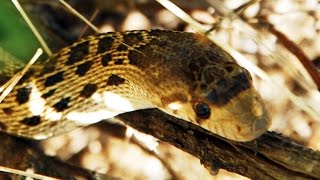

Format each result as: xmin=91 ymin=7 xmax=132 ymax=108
xmin=0 ymin=30 xmax=270 ymax=141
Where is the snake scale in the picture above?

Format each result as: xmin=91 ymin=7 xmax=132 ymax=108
xmin=0 ymin=30 xmax=270 ymax=141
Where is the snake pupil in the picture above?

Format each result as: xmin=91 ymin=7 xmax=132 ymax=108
xmin=194 ymin=102 xmax=211 ymax=119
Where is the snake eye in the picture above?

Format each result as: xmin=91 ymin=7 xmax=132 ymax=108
xmin=194 ymin=102 xmax=211 ymax=119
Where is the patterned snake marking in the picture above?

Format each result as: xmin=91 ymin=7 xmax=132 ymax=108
xmin=0 ymin=30 xmax=270 ymax=141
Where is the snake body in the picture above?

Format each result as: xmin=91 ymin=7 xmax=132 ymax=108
xmin=0 ymin=30 xmax=270 ymax=141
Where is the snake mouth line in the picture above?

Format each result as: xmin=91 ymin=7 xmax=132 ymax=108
xmin=232 ymin=116 xmax=269 ymax=142
xmin=201 ymin=113 xmax=269 ymax=141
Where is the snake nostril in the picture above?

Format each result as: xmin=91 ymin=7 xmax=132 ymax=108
xmin=236 ymin=124 xmax=242 ymax=133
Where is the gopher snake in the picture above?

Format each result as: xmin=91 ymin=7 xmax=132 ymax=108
xmin=0 ymin=30 xmax=270 ymax=141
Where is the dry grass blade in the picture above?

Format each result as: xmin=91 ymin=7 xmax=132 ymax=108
xmin=11 ymin=0 xmax=52 ymax=56
xmin=0 ymin=166 xmax=59 ymax=180
xmin=156 ymin=0 xmax=207 ymax=33
xmin=59 ymin=0 xmax=146 ymax=56
xmin=58 ymin=0 xmax=101 ymax=33
xmin=0 ymin=48 xmax=42 ymax=103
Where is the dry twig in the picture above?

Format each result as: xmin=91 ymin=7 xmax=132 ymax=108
xmin=1 ymin=110 xmax=319 ymax=179
xmin=118 ymin=109 xmax=320 ymax=180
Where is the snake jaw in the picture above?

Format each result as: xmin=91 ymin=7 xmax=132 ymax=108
xmin=206 ymin=88 xmax=270 ymax=142
xmin=185 ymin=81 xmax=270 ymax=142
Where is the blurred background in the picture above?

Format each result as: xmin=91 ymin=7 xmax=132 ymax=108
xmin=0 ymin=0 xmax=319 ymax=179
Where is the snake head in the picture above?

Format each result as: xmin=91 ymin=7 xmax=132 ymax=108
xmin=186 ymin=61 xmax=271 ymax=142
xmin=130 ymin=30 xmax=270 ymax=142
xmin=192 ymin=87 xmax=270 ymax=142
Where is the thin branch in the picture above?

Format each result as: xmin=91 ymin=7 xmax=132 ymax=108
xmin=258 ymin=16 xmax=320 ymax=91
xmin=117 ymin=109 xmax=320 ymax=180
xmin=0 ymin=132 xmax=120 ymax=180
xmin=0 ymin=110 xmax=319 ymax=179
